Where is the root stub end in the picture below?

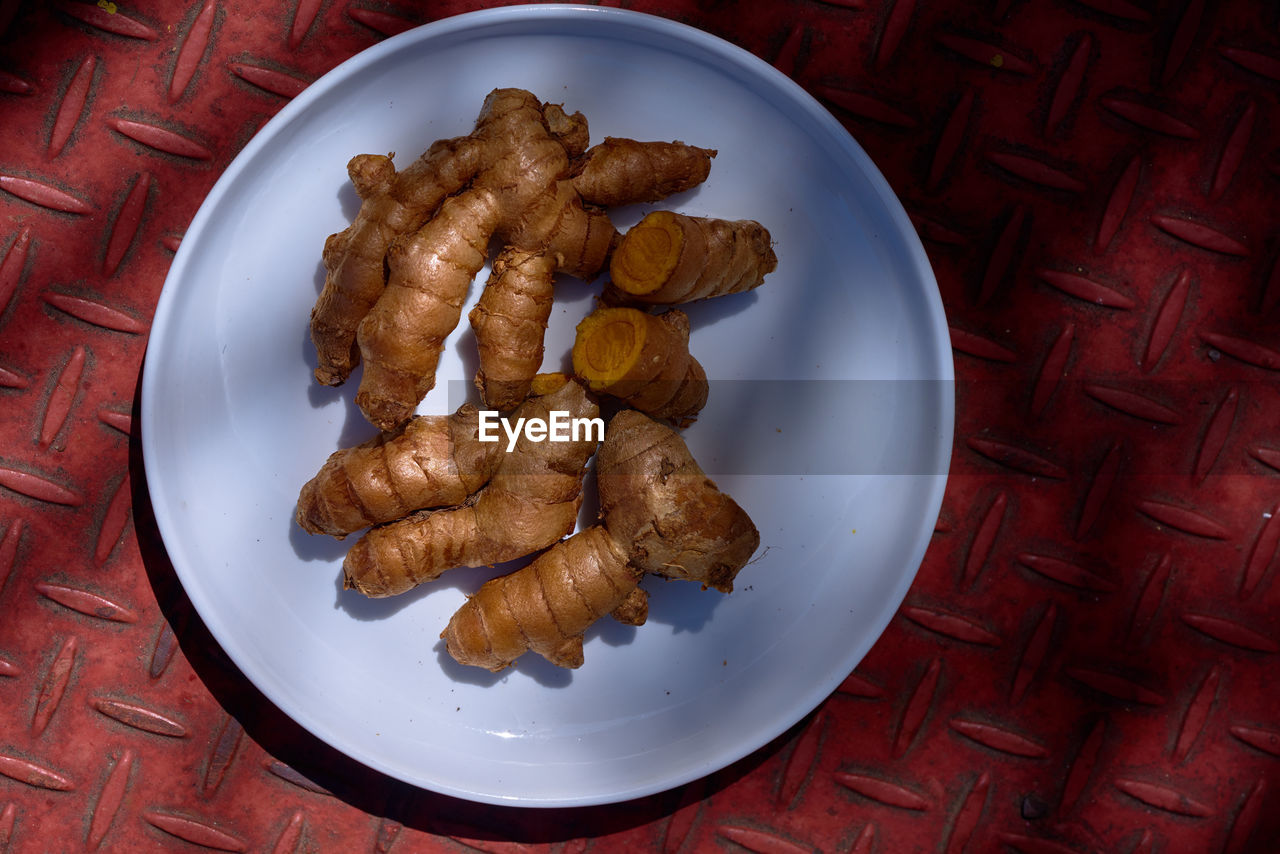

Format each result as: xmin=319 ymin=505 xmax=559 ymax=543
xmin=313 ymin=365 xmax=345 ymax=387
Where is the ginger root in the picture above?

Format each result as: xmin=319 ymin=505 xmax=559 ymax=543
xmin=342 ymin=378 xmax=599 ymax=597
xmin=597 ymin=409 xmax=759 ymax=593
xmin=317 ymin=88 xmax=716 ymax=430
xmin=296 ymin=404 xmax=502 ymax=538
xmin=572 ymin=306 xmax=708 ymax=426
xmin=607 ymin=210 xmax=777 ymax=305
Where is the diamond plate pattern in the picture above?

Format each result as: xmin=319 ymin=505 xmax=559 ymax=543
xmin=1 ymin=0 xmax=1278 ymax=851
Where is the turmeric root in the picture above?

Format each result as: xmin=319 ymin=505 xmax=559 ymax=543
xmin=440 ymin=524 xmax=642 ymax=671
xmin=295 ymin=404 xmax=502 ymax=538
xmin=356 ymin=189 xmax=502 ymax=431
xmin=302 ymin=89 xmax=774 ymax=674
xmin=440 ymin=407 xmax=756 ymax=671
xmin=468 ymin=248 xmax=558 ymax=411
xmin=336 ymin=88 xmax=716 ymax=430
xmin=342 ymin=378 xmax=600 ymax=597
xmin=597 ymin=409 xmax=759 ymax=593
xmin=572 ymin=306 xmax=708 ymax=426
xmin=571 ymin=137 xmax=716 ymax=207
xmin=607 ymin=210 xmax=777 ymax=305
xmin=311 ymin=137 xmax=486 ymax=386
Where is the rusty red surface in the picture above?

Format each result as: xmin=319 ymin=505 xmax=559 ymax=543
xmin=2 ymin=0 xmax=1279 ymax=851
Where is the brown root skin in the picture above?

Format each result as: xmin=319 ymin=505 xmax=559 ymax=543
xmin=573 ymin=140 xmax=716 ymax=208
xmin=441 ymin=525 xmax=641 ymax=671
xmin=321 ymin=89 xmax=719 ymax=418
xmin=542 ymin=200 xmax=618 ymax=282
xmin=607 ymin=210 xmax=777 ymax=305
xmin=295 ymin=405 xmax=503 ymax=538
xmin=350 ymin=89 xmax=620 ymax=429
xmin=609 ymin=586 xmax=650 ymax=626
xmin=572 ymin=306 xmax=708 ymax=426
xmin=469 ymin=248 xmax=557 ymax=411
xmin=310 ymin=137 xmax=486 ymax=387
xmin=440 ymin=404 xmax=757 ymax=672
xmin=354 ymin=188 xmax=501 ymax=431
xmin=543 ymin=103 xmax=590 ymax=158
xmin=347 ymin=153 xmax=395 ymax=200
xmin=597 ymin=409 xmax=759 ymax=593
xmin=342 ymin=379 xmax=600 ymax=597
xmin=572 ymin=138 xmax=716 ymax=207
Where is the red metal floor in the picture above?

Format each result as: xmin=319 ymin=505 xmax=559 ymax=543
xmin=2 ymin=1 xmax=1278 ymax=851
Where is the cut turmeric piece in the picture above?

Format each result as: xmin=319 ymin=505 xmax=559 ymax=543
xmin=572 ymin=306 xmax=708 ymax=426
xmin=295 ymin=404 xmax=503 ymax=539
xmin=608 ymin=210 xmax=777 ymax=304
xmin=528 ymin=371 xmax=570 ymax=397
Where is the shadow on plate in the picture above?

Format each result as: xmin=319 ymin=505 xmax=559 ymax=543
xmin=332 ymin=557 xmax=496 ymax=621
xmin=434 ymin=636 xmax=576 ymax=690
xmin=639 ymin=574 xmax=724 ymax=633
xmin=287 ymin=506 xmax=349 ymax=563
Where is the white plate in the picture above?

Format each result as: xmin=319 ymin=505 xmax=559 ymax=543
xmin=141 ymin=5 xmax=953 ymax=806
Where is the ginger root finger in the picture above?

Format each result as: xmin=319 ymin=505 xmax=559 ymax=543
xmin=607 ymin=210 xmax=777 ymax=305
xmin=295 ymin=404 xmax=502 ymax=538
xmin=502 ymin=169 xmax=619 ymax=282
xmin=572 ymin=138 xmax=716 ymax=207
xmin=355 ymin=188 xmax=501 ymax=431
xmin=441 ymin=525 xmax=641 ymax=671
xmin=469 ymin=249 xmax=557 ymax=411
xmin=479 ymin=90 xmax=617 ymax=282
xmin=311 ymin=138 xmax=486 ymax=386
xmin=343 ymin=379 xmax=601 ymax=597
xmin=572 ymin=306 xmax=708 ymax=426
xmin=341 ymin=490 xmax=580 ymax=597
xmin=598 ymin=409 xmax=758 ymax=593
